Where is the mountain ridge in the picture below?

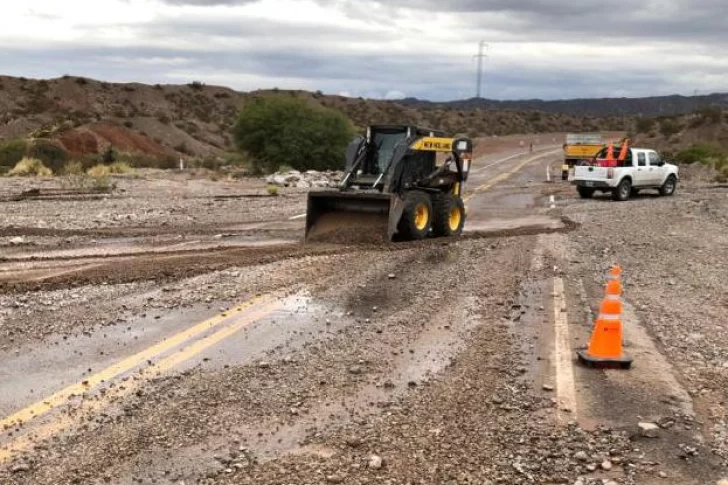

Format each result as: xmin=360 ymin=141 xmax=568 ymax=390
xmin=397 ymin=93 xmax=728 ymax=117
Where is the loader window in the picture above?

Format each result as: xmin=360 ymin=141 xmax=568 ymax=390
xmin=400 ymin=151 xmax=436 ymax=188
xmin=368 ymin=131 xmax=407 ymax=174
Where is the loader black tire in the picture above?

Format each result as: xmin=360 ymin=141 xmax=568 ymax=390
xmin=432 ymin=193 xmax=465 ymax=237
xmin=398 ymin=191 xmax=433 ymax=240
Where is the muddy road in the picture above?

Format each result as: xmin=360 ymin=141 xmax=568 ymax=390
xmin=1 ymin=140 xmax=727 ymax=485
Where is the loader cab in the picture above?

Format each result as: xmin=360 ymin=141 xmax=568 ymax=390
xmin=346 ymin=125 xmax=443 ymax=191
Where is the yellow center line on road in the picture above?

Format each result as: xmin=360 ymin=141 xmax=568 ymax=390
xmin=0 ymin=294 xmax=273 ymax=434
xmin=471 ymin=146 xmax=558 ymax=175
xmin=0 ymin=297 xmax=283 ymax=463
xmin=465 ymin=149 xmax=561 ymax=204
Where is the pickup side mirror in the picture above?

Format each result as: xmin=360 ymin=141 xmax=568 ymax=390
xmin=657 ymin=160 xmax=665 ymax=167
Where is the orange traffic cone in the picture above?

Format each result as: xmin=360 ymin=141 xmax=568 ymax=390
xmin=617 ymin=139 xmax=630 ymax=161
xmin=605 ymin=278 xmax=623 ymax=297
xmin=607 ymin=265 xmax=622 ymax=281
xmin=605 ymin=141 xmax=615 ymax=161
xmin=605 ymin=265 xmax=623 ymax=297
xmin=578 ymin=268 xmax=632 ymax=369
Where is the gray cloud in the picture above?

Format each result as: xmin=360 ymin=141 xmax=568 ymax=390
xmin=2 ymin=0 xmax=727 ymax=101
xmin=158 ymin=0 xmax=259 ymax=4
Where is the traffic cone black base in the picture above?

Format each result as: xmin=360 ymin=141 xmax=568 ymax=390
xmin=577 ymin=348 xmax=632 ymax=369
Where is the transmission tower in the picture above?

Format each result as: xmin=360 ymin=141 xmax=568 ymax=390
xmin=474 ymin=41 xmax=488 ymax=98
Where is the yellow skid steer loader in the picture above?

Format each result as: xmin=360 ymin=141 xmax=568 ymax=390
xmin=305 ymin=125 xmax=473 ymax=243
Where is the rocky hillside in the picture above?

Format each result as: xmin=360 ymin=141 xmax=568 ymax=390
xmin=0 ymin=75 xmax=631 ymax=163
xmin=633 ymin=107 xmax=728 ymax=155
xmin=401 ymin=93 xmax=728 ymax=118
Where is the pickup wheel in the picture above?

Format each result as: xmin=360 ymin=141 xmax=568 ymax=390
xmin=659 ymin=175 xmax=677 ymax=196
xmin=612 ymin=178 xmax=632 ymax=201
xmin=577 ymin=186 xmax=595 ymax=199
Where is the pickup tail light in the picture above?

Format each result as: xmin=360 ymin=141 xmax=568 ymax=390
xmin=607 ymin=168 xmax=615 ymax=179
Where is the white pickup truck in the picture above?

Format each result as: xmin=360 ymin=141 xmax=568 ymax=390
xmin=572 ymin=147 xmax=679 ymax=201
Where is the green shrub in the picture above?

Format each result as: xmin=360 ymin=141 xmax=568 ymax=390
xmin=716 ymin=165 xmax=728 ymax=183
xmin=8 ymin=157 xmax=53 ymax=177
xmin=697 ymin=106 xmax=723 ymax=125
xmin=232 ymin=95 xmax=355 ymax=173
xmin=189 ymin=81 xmax=205 ymax=90
xmin=0 ymin=139 xmax=28 ymax=169
xmin=27 ymin=140 xmax=68 ymax=173
xmin=659 ymin=118 xmax=682 ymax=138
xmin=174 ymin=142 xmax=192 ymax=155
xmin=266 ymin=184 xmax=280 ymax=196
xmin=635 ymin=117 xmax=656 ymax=134
xmin=675 ymin=143 xmax=726 ymax=165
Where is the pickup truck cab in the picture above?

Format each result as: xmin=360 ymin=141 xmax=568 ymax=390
xmin=572 ymin=147 xmax=679 ymax=201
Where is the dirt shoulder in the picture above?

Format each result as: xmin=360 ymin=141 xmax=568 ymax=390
xmin=561 ymin=178 xmax=728 ymax=482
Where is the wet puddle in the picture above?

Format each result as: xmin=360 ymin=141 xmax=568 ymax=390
xmin=465 ymin=215 xmax=565 ymax=233
xmin=0 ymin=293 xmax=340 ymax=422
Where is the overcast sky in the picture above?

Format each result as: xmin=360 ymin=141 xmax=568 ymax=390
xmin=0 ymin=0 xmax=726 ymax=101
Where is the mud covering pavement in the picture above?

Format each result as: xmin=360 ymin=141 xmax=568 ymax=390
xmin=2 ymin=146 xmax=728 ymax=484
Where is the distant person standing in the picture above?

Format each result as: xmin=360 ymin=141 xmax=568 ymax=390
xmin=103 ymin=145 xmax=115 ymax=165
xmin=529 ymin=142 xmax=533 ymax=153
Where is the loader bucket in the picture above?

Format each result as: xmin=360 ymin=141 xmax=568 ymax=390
xmin=305 ymin=192 xmax=404 ymax=244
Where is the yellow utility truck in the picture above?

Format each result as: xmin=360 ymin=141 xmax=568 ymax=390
xmin=562 ymin=133 xmax=604 ymax=180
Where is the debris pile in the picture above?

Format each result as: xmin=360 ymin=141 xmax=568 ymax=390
xmin=265 ymin=170 xmax=343 ymax=189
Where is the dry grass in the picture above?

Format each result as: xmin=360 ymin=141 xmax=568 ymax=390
xmin=87 ymin=162 xmax=134 ymax=176
xmin=109 ymin=162 xmax=134 ymax=174
xmin=87 ymin=164 xmax=111 ymax=177
xmin=8 ymin=157 xmax=53 ymax=177
xmin=266 ymin=184 xmax=280 ymax=196
xmin=62 ymin=160 xmax=85 ymax=175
